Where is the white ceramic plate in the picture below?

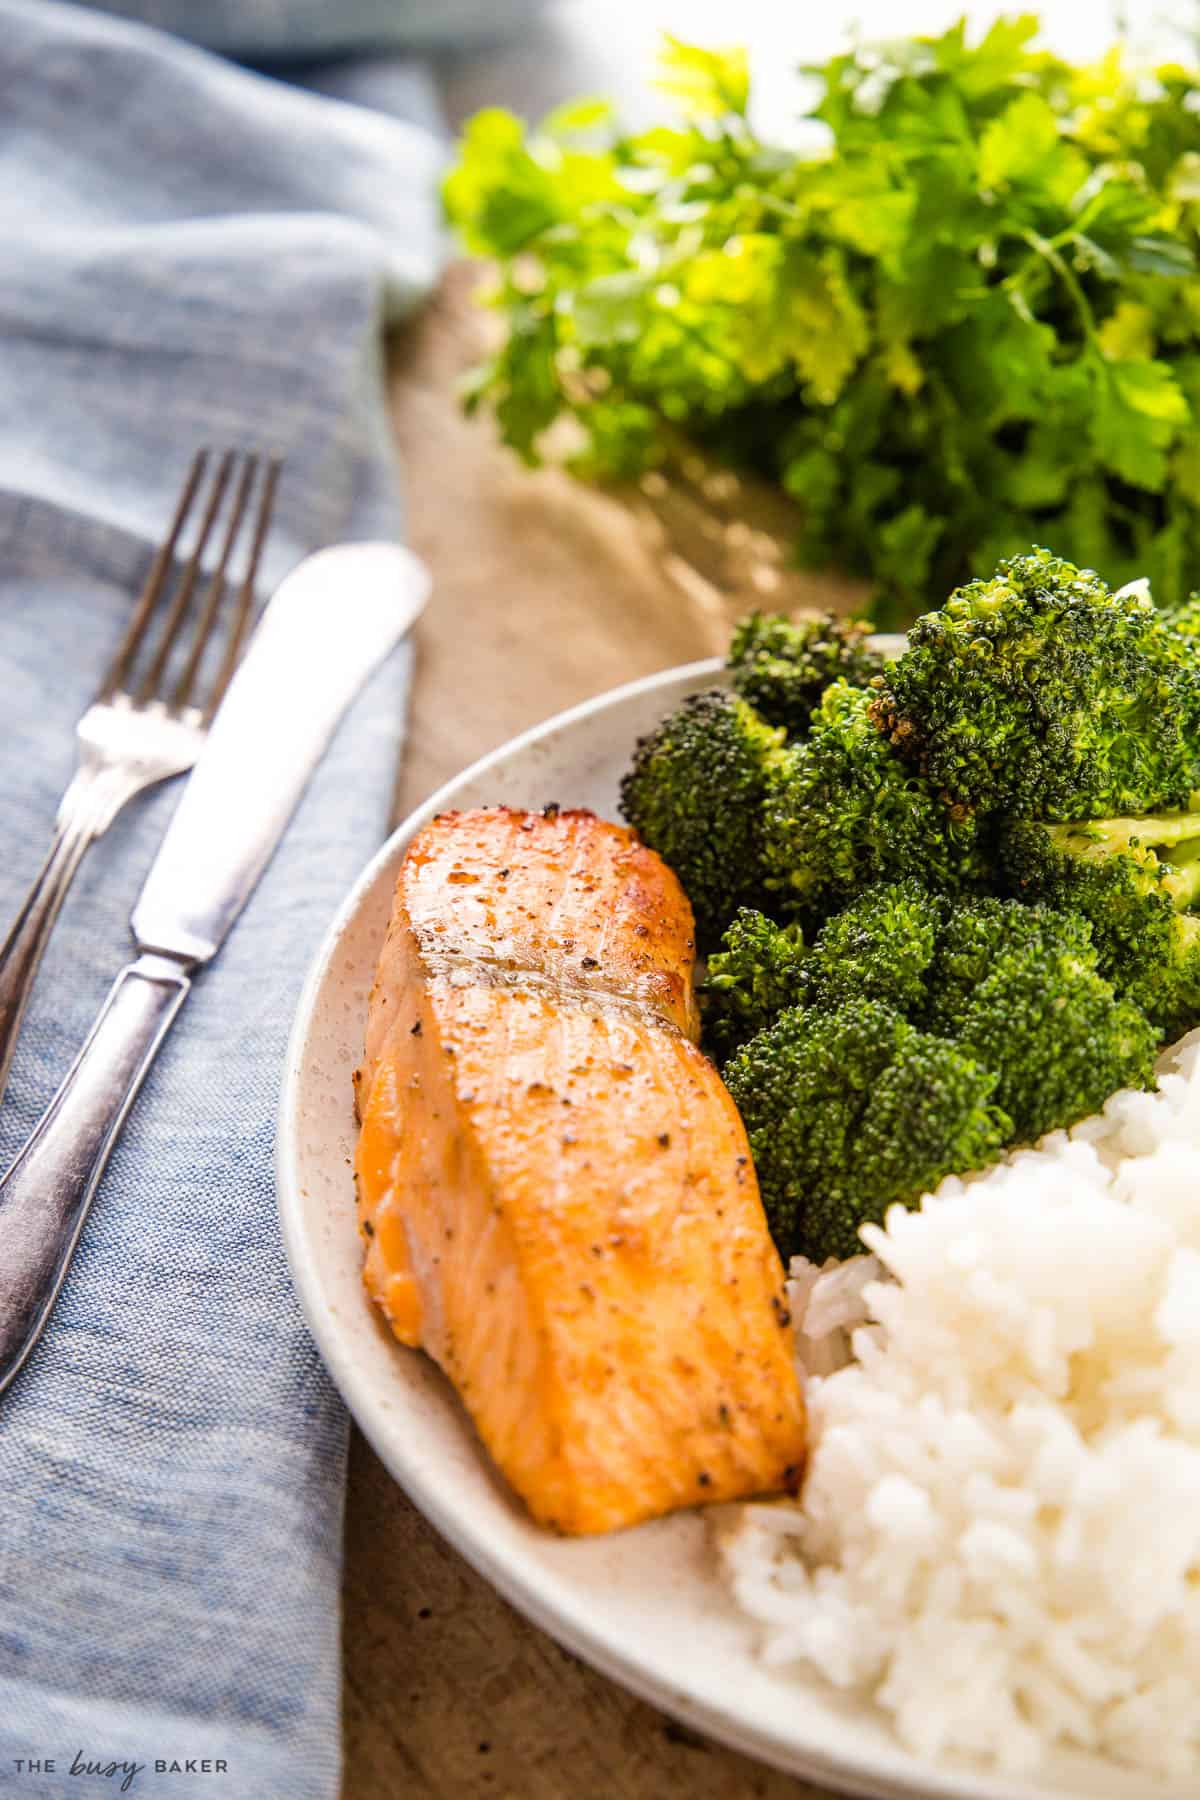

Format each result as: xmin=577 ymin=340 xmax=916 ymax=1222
xmin=278 ymin=661 xmax=1185 ymax=1800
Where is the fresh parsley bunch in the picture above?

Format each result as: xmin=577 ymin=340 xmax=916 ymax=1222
xmin=443 ymin=21 xmax=1200 ymax=624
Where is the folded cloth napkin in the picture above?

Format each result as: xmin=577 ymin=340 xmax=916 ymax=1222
xmin=93 ymin=0 xmax=548 ymax=59
xmin=0 ymin=1 xmax=453 ymax=1791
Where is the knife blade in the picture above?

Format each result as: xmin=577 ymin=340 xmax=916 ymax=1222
xmin=133 ymin=541 xmax=428 ymax=964
xmin=0 ymin=541 xmax=429 ymax=1393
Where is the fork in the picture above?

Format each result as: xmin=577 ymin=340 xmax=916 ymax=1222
xmin=0 ymin=448 xmax=280 ymax=1106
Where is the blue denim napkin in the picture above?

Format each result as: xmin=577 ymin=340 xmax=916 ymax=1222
xmin=0 ymin=2 xmax=451 ymax=1792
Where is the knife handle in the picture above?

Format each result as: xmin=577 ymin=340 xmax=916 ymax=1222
xmin=0 ymin=952 xmax=189 ymax=1395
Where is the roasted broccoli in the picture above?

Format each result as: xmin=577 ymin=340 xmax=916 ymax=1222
xmin=922 ymin=897 xmax=1096 ymax=1034
xmin=870 ymin=548 xmax=1200 ymax=820
xmin=709 ymin=882 xmax=1159 ymax=1218
xmin=728 ymin=611 xmax=886 ymax=736
xmin=923 ymin=897 xmax=1158 ymax=1141
xmin=622 ymin=570 xmax=1190 ymax=1273
xmin=700 ymin=881 xmax=940 ymax=1061
xmin=762 ymin=681 xmax=988 ymax=920
xmin=1001 ymin=810 xmax=1200 ymax=1037
xmin=803 ymin=878 xmax=940 ymax=1017
xmin=725 ymin=999 xmax=1010 ymax=1262
xmin=619 ymin=689 xmax=785 ymax=947
xmin=699 ymin=908 xmax=807 ymax=1062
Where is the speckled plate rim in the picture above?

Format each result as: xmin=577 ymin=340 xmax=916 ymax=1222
xmin=278 ymin=658 xmax=1182 ymax=1800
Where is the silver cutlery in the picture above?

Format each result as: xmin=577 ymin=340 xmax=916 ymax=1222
xmin=0 ymin=449 xmax=279 ymax=1107
xmin=0 ymin=540 xmax=431 ymax=1393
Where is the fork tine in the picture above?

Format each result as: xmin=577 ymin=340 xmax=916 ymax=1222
xmin=203 ymin=454 xmax=281 ymax=722
xmin=170 ymin=454 xmax=258 ymax=713
xmin=135 ymin=450 xmax=236 ymax=705
xmin=99 ymin=449 xmax=209 ymax=703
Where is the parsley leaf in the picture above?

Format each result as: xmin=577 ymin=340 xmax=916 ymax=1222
xmin=445 ymin=20 xmax=1200 ymax=618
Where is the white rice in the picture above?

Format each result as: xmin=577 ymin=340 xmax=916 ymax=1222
xmin=719 ymin=1029 xmax=1200 ymax=1777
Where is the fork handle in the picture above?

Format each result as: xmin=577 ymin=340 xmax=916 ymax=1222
xmin=0 ymin=952 xmax=190 ymax=1394
xmin=0 ymin=758 xmax=159 ymax=1107
xmin=0 ymin=812 xmax=100 ymax=1106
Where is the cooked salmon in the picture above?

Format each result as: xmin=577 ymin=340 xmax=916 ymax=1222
xmin=354 ymin=806 xmax=806 ymax=1535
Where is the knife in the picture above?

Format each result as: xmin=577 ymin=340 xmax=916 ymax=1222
xmin=0 ymin=541 xmax=430 ymax=1394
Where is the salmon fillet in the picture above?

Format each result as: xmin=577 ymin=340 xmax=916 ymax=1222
xmin=354 ymin=806 xmax=806 ymax=1535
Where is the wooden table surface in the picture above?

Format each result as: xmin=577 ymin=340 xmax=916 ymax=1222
xmin=339 ymin=265 xmax=864 ymax=1800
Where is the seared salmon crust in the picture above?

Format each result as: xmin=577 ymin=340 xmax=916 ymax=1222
xmin=355 ymin=806 xmax=806 ymax=1534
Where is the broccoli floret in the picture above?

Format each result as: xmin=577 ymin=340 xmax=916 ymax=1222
xmin=803 ymin=879 xmax=941 ymax=1015
xmin=922 ymin=897 xmax=1158 ymax=1140
xmin=869 ymin=548 xmax=1200 ymax=820
xmin=724 ymin=999 xmax=1010 ymax=1262
xmin=716 ymin=889 xmax=1159 ymax=1260
xmin=728 ymin=610 xmax=886 ymax=736
xmin=922 ymin=896 xmax=1096 ymax=1033
xmin=700 ymin=909 xmax=807 ymax=1061
xmin=954 ymin=961 xmax=1158 ymax=1144
xmin=700 ymin=880 xmax=941 ymax=1060
xmin=1001 ymin=809 xmax=1200 ymax=1037
xmin=620 ymin=689 xmax=786 ymax=947
xmin=762 ymin=681 xmax=988 ymax=919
